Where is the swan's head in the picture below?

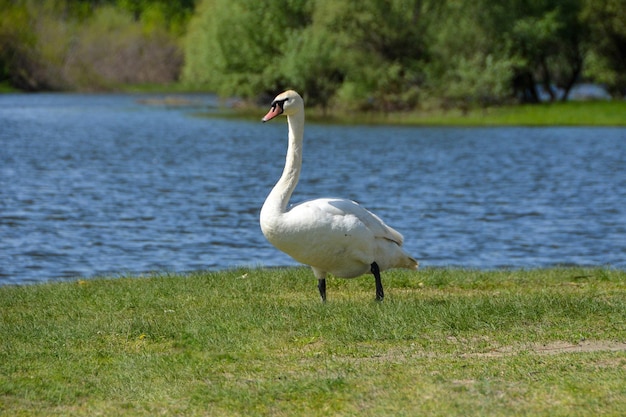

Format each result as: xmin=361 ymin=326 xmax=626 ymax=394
xmin=262 ymin=90 xmax=303 ymax=122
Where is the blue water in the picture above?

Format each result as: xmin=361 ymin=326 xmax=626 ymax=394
xmin=1 ymin=93 xmax=625 ymax=284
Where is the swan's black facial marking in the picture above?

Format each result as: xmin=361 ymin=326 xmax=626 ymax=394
xmin=271 ymin=98 xmax=289 ymax=113
xmin=262 ymin=97 xmax=289 ymax=122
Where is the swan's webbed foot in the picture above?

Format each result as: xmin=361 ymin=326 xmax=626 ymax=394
xmin=318 ymin=278 xmax=327 ymax=303
xmin=371 ymin=262 xmax=384 ymax=301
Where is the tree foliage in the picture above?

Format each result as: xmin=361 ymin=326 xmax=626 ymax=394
xmin=1 ymin=0 xmax=624 ymax=107
xmin=184 ymin=0 xmax=313 ymax=99
xmin=0 ymin=0 xmax=194 ymax=90
xmin=582 ymin=0 xmax=626 ymax=97
xmin=183 ymin=0 xmax=625 ymax=109
xmin=496 ymin=0 xmax=587 ymax=102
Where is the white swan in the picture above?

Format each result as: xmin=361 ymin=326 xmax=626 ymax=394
xmin=260 ymin=90 xmax=418 ymax=301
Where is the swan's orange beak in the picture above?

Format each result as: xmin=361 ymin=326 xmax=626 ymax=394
xmin=262 ymin=103 xmax=283 ymax=122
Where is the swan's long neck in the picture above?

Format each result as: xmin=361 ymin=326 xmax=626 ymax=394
xmin=262 ymin=111 xmax=305 ymax=220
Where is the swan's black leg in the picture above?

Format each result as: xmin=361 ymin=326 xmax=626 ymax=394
xmin=371 ymin=262 xmax=384 ymax=301
xmin=318 ymin=278 xmax=327 ymax=302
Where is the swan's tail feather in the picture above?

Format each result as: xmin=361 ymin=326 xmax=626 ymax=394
xmin=405 ymin=256 xmax=419 ymax=270
xmin=380 ymin=241 xmax=419 ymax=271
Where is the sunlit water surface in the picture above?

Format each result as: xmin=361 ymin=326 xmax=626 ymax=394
xmin=1 ymin=93 xmax=625 ymax=284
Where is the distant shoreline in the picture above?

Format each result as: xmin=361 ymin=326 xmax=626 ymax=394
xmin=3 ymin=87 xmax=624 ymax=127
xmin=219 ymin=99 xmax=626 ymax=127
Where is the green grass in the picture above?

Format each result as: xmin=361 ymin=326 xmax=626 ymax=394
xmin=377 ymin=100 xmax=626 ymax=126
xmin=119 ymin=82 xmax=208 ymax=94
xmin=226 ymin=100 xmax=626 ymax=126
xmin=1 ymin=268 xmax=625 ymax=416
xmin=0 ymin=82 xmax=19 ymax=93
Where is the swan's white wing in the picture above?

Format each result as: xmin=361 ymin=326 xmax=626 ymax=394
xmin=292 ymin=198 xmax=404 ymax=245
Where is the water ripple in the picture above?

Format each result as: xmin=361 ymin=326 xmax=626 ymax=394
xmin=1 ymin=94 xmax=625 ymax=284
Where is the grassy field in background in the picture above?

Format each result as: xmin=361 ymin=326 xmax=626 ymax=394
xmin=223 ymin=99 xmax=626 ymax=127
xmin=310 ymin=100 xmax=626 ymax=127
xmin=1 ymin=267 xmax=625 ymax=416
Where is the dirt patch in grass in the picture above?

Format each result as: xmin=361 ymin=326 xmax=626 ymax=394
xmin=469 ymin=340 xmax=626 ymax=358
xmin=533 ymin=340 xmax=626 ymax=355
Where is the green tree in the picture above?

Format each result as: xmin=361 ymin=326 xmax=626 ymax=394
xmin=481 ymin=0 xmax=588 ymax=102
xmin=582 ymin=0 xmax=626 ymax=97
xmin=0 ymin=1 xmax=74 ymax=90
xmin=0 ymin=0 xmax=191 ymax=91
xmin=426 ymin=1 xmax=515 ymax=108
xmin=184 ymin=0 xmax=312 ymax=97
xmin=115 ymin=0 xmax=196 ymax=35
xmin=183 ymin=0 xmax=433 ymax=110
xmin=279 ymin=27 xmax=345 ymax=112
xmin=315 ymin=0 xmax=432 ymax=111
xmin=183 ymin=0 xmax=618 ymax=108
xmin=0 ymin=1 xmax=37 ymax=89
xmin=65 ymin=5 xmax=182 ymax=89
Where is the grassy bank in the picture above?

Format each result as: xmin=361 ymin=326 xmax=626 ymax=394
xmin=0 ymin=82 xmax=19 ymax=93
xmin=3 ymin=85 xmax=624 ymax=126
xmin=226 ymin=100 xmax=626 ymax=127
xmin=1 ymin=267 xmax=625 ymax=416
xmin=365 ymin=100 xmax=626 ymax=127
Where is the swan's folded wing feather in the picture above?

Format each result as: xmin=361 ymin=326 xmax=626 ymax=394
xmin=294 ymin=198 xmax=405 ymax=246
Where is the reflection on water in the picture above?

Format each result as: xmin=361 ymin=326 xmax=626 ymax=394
xmin=1 ymin=93 xmax=625 ymax=284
